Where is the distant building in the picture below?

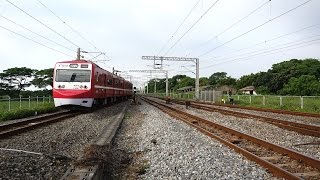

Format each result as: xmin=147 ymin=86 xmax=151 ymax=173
xmin=176 ymin=86 xmax=194 ymax=93
xmin=199 ymin=85 xmax=214 ymax=91
xmin=214 ymin=85 xmax=237 ymax=94
xmin=239 ymin=86 xmax=257 ymax=95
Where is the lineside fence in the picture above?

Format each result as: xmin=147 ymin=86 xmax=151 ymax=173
xmin=0 ymin=96 xmax=54 ymax=112
xmin=149 ymin=92 xmax=320 ymax=113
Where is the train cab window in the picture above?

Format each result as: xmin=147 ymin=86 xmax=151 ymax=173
xmin=55 ymin=69 xmax=91 ymax=82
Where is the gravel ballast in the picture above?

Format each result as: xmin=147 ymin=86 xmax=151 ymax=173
xmin=0 ymin=102 xmax=128 ymax=179
xmin=107 ymin=101 xmax=275 ymax=179
xmin=169 ymin=103 xmax=320 ymax=160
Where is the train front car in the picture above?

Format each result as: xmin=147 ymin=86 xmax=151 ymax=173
xmin=53 ymin=60 xmax=94 ymax=108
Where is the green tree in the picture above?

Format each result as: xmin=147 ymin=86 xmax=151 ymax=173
xmin=236 ymin=73 xmax=257 ymax=89
xmin=199 ymin=77 xmax=209 ymax=86
xmin=0 ymin=67 xmax=35 ymax=91
xmin=169 ymin=75 xmax=187 ymax=91
xmin=209 ymin=72 xmax=227 ymax=86
xmin=31 ymin=68 xmax=53 ymax=89
xmin=280 ymin=75 xmax=320 ymax=96
xmin=209 ymin=72 xmax=236 ymax=87
xmin=178 ymin=77 xmax=194 ymax=88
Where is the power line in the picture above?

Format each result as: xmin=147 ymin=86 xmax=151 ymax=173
xmin=212 ymin=34 xmax=320 ymax=63
xmin=163 ymin=0 xmax=221 ymax=56
xmin=6 ymin=0 xmax=80 ymax=48
xmin=157 ymin=0 xmax=201 ymax=56
xmin=198 ymin=0 xmax=313 ymax=57
xmin=0 ymin=13 xmax=76 ymax=53
xmin=187 ymin=0 xmax=270 ymax=55
xmin=0 ymin=24 xmax=74 ymax=57
xmin=201 ymin=37 xmax=320 ymax=69
xmin=35 ymin=0 xmax=103 ymax=53
xmin=202 ymin=24 xmax=320 ymax=62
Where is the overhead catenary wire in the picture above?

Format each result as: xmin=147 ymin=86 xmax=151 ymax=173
xmin=198 ymin=0 xmax=313 ymax=57
xmin=0 ymin=24 xmax=74 ymax=57
xmin=35 ymin=0 xmax=103 ymax=54
xmin=201 ymin=37 xmax=320 ymax=69
xmin=187 ymin=0 xmax=271 ymax=55
xmin=208 ymin=34 xmax=320 ymax=63
xmin=157 ymin=0 xmax=201 ymax=56
xmin=163 ymin=0 xmax=221 ymax=56
xmin=201 ymin=24 xmax=320 ymax=62
xmin=0 ymin=13 xmax=76 ymax=53
xmin=6 ymin=0 xmax=80 ymax=48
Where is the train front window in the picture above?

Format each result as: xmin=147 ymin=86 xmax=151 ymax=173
xmin=55 ymin=69 xmax=91 ymax=82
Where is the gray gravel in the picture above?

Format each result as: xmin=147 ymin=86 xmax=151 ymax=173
xmin=169 ymin=103 xmax=320 ymax=160
xmin=108 ymin=101 xmax=275 ymax=179
xmin=0 ymin=102 xmax=128 ymax=180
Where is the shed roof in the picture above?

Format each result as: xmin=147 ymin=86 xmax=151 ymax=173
xmin=239 ymin=86 xmax=255 ymax=91
xmin=177 ymin=86 xmax=194 ymax=91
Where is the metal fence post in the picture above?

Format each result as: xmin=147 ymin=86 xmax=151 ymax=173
xmin=29 ymin=96 xmax=31 ymax=108
xmin=8 ymin=96 xmax=11 ymax=111
xmin=300 ymin=96 xmax=304 ymax=109
xmin=249 ymin=96 xmax=252 ymax=104
xmin=204 ymin=91 xmax=207 ymax=102
xmin=49 ymin=96 xmax=51 ymax=103
xmin=187 ymin=93 xmax=189 ymax=99
xmin=37 ymin=96 xmax=39 ymax=106
xmin=238 ymin=95 xmax=240 ymax=101
xmin=212 ymin=90 xmax=215 ymax=103
xmin=19 ymin=95 xmax=22 ymax=109
xmin=263 ymin=96 xmax=265 ymax=106
xmin=43 ymin=96 xmax=45 ymax=103
xmin=280 ymin=96 xmax=283 ymax=106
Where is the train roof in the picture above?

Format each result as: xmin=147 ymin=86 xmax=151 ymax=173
xmin=56 ymin=59 xmax=94 ymax=64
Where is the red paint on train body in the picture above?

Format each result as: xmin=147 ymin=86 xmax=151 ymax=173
xmin=53 ymin=60 xmax=132 ymax=107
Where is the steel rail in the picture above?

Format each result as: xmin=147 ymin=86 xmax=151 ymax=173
xmin=163 ymin=98 xmax=320 ymax=137
xmin=152 ymin=95 xmax=320 ymax=117
xmin=141 ymin=96 xmax=320 ymax=180
xmin=0 ymin=111 xmax=79 ymax=139
xmin=196 ymin=99 xmax=320 ymax=118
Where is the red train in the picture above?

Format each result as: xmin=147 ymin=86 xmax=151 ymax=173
xmin=53 ymin=60 xmax=132 ymax=108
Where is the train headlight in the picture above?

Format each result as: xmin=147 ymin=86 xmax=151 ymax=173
xmin=61 ymin=85 xmax=65 ymax=88
xmin=58 ymin=85 xmax=61 ymax=88
xmin=80 ymin=85 xmax=83 ymax=89
xmin=84 ymin=85 xmax=88 ymax=89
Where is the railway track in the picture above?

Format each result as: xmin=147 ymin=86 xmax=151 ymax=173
xmin=0 ymin=111 xmax=80 ymax=139
xmin=141 ymin=96 xmax=320 ymax=180
xmin=156 ymin=97 xmax=320 ymax=137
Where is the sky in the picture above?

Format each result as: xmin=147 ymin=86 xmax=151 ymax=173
xmin=0 ymin=0 xmax=319 ymax=87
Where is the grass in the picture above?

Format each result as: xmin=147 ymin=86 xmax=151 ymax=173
xmin=150 ymin=93 xmax=320 ymax=114
xmin=222 ymin=95 xmax=320 ymax=114
xmin=0 ymin=98 xmax=56 ymax=121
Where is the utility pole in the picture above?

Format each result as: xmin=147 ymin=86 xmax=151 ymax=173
xmin=76 ymin=48 xmax=80 ymax=60
xmin=142 ymin=56 xmax=199 ymax=99
xmin=154 ymin=79 xmax=157 ymax=93
xmin=129 ymin=69 xmax=168 ymax=96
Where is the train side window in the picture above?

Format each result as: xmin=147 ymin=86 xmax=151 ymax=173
xmin=107 ymin=79 xmax=112 ymax=85
xmin=96 ymin=72 xmax=99 ymax=82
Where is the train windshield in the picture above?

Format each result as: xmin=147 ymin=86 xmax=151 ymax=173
xmin=55 ymin=69 xmax=91 ymax=82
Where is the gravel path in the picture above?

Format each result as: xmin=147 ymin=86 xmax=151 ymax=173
xmin=107 ymin=101 xmax=276 ymax=179
xmin=0 ymin=102 xmax=128 ymax=179
xmin=169 ymin=103 xmax=320 ymax=160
